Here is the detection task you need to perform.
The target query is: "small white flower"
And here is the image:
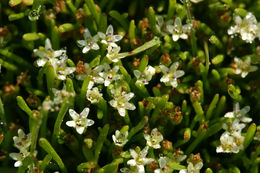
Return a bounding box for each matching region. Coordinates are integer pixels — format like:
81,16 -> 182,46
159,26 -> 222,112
222,119 -> 245,134
224,103 -> 252,123
112,130 -> 129,147
216,131 -> 244,153
34,38 -> 66,67
52,87 -> 75,109
144,128 -> 163,149
77,28 -> 99,53
109,91 -> 136,117
179,161 -> 203,173
160,62 -> 185,88
134,66 -> 155,85
98,25 -> 123,47
86,82 -> 103,103
66,108 -> 94,134
13,129 -> 31,150
127,146 -> 155,173
190,0 -> 203,3
75,63 -> 104,84
99,63 -> 121,86
228,12 -> 259,43
106,44 -> 125,62
233,57 -> 258,78
154,157 -> 173,173
9,150 -> 30,167
166,17 -> 192,42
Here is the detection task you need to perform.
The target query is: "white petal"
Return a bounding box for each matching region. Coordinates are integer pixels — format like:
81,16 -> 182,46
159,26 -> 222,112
159,65 -> 169,74
224,112 -> 234,118
126,103 -> 136,110
160,75 -> 169,83
98,32 -> 106,39
82,46 -> 90,54
170,80 -> 178,88
130,149 -> 138,159
170,62 -> 179,71
69,109 -> 79,120
36,58 -> 47,67
180,33 -> 188,40
175,70 -> 185,78
14,161 -> 22,167
91,43 -> 100,50
140,146 -> 149,157
112,35 -> 123,42
172,34 -> 180,41
125,93 -> 134,101
80,107 -> 90,118
77,40 -> 86,47
86,119 -> 94,126
76,127 -> 85,134
45,38 -> 52,50
66,121 -> 76,127
84,29 -> 91,40
137,165 -> 145,173
134,70 -> 141,78
127,159 -> 136,166
118,108 -> 126,117
166,24 -> 174,33
106,25 -> 114,36
174,17 -> 182,27
109,100 -> 117,108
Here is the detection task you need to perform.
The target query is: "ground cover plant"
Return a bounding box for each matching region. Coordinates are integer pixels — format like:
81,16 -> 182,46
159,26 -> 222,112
0,0 -> 260,172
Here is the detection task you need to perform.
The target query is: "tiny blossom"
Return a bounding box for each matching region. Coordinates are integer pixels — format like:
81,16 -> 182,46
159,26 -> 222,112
134,66 -> 155,85
13,129 -> 31,150
52,87 -> 75,110
51,57 -> 76,80
77,28 -> 99,53
112,130 -> 129,147
154,157 -> 174,173
228,12 -> 259,43
179,161 -> 203,173
160,62 -> 185,88
166,17 -> 192,42
86,82 -> 103,103
127,146 -> 155,173
144,128 -> 163,149
66,108 -> 94,134
216,131 -> 244,153
109,91 -> 136,117
98,25 -> 123,47
106,44 -> 125,62
156,16 -> 172,36
233,57 -> 258,78
190,0 -> 203,3
75,63 -> 104,84
99,63 -> 121,86
34,38 -> 66,67
9,150 -> 30,167
222,119 -> 246,134
224,103 -> 252,123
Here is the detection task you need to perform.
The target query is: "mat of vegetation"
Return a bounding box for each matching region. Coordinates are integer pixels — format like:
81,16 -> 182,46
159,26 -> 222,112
0,0 -> 260,172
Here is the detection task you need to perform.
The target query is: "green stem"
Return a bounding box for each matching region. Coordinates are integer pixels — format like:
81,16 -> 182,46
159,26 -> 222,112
183,0 -> 197,56
39,138 -> 68,173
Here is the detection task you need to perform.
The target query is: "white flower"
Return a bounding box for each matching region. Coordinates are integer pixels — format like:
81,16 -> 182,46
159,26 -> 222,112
13,129 -> 31,150
134,66 -> 155,85
127,146 -> 155,173
52,87 -> 75,109
190,0 -> 203,3
34,38 -> 66,67
98,25 -> 123,47
166,17 -> 192,42
228,12 -> 259,43
144,128 -> 163,149
154,157 -> 173,173
77,28 -> 99,53
9,150 -> 30,167
86,82 -> 103,103
66,108 -> 94,134
112,130 -> 129,147
75,63 -> 104,84
109,91 -> 136,117
179,162 -> 203,173
216,131 -> 244,153
106,44 -> 125,62
224,103 -> 252,123
233,57 -> 258,78
222,119 -> 245,134
160,62 -> 185,88
99,63 -> 121,86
